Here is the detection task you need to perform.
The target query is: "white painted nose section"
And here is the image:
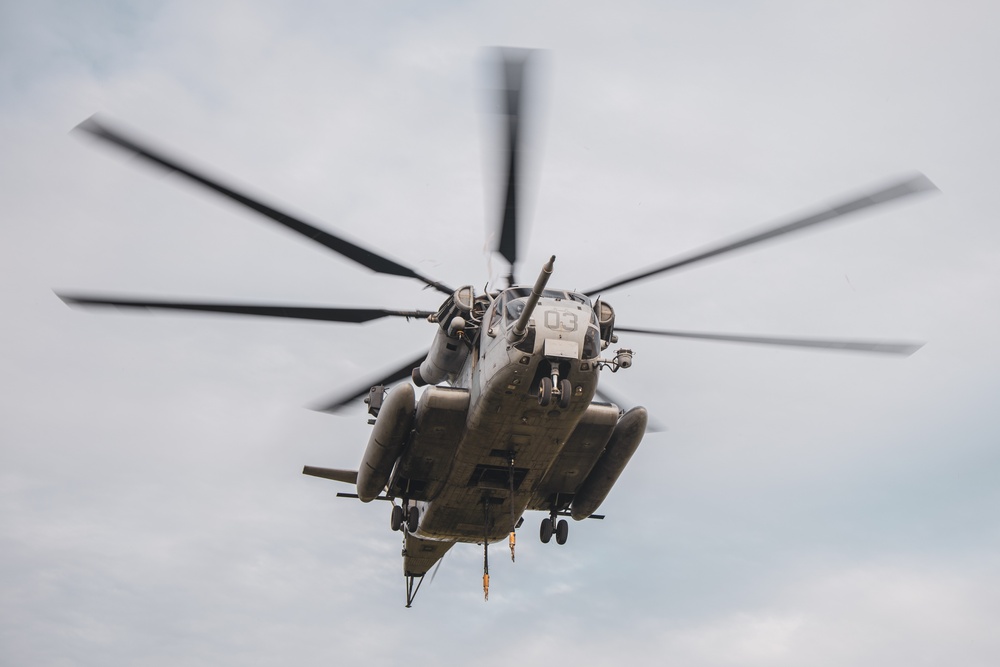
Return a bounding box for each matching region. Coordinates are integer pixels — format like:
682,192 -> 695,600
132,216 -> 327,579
533,300 -> 588,359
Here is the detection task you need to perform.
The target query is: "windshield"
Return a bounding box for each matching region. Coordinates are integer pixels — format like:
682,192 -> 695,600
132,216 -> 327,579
506,298 -> 527,321
501,287 -> 590,306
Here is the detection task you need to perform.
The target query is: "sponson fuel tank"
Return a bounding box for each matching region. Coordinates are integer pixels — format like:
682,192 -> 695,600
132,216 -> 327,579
356,384 -> 415,502
570,406 -> 648,520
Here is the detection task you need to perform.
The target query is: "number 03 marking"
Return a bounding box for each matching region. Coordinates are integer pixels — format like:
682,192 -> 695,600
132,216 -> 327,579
544,310 -> 578,332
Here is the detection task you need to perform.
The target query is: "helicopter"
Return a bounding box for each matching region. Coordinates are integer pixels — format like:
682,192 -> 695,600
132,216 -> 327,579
59,49 -> 935,607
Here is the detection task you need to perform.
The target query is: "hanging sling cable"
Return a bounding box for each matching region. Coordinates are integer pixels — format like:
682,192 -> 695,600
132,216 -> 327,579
483,497 -> 490,601
508,450 -> 517,562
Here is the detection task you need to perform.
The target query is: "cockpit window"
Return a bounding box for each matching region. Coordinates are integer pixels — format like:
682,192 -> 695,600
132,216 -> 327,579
506,298 -> 527,322
489,294 -> 505,329
500,288 -> 591,306
583,325 -> 601,359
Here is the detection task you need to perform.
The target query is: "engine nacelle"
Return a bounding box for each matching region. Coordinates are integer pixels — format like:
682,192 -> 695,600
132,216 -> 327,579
357,384 -> 415,502
412,326 -> 471,386
595,298 -> 616,347
570,406 -> 647,519
412,286 -> 477,387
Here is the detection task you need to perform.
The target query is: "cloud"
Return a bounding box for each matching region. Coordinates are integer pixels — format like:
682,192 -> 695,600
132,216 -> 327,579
2,1 -> 999,665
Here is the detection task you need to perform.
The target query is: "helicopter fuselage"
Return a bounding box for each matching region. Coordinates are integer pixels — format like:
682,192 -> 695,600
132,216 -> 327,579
414,292 -> 601,540
360,282 -> 646,578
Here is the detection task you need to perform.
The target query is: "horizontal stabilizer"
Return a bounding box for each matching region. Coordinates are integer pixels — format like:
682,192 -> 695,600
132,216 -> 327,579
302,466 -> 358,485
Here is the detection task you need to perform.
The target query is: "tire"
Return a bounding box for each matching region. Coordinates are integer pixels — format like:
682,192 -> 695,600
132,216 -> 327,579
538,377 -> 553,406
539,517 -> 554,543
558,379 -> 572,409
406,505 -> 420,533
555,519 -> 569,545
390,504 -> 403,532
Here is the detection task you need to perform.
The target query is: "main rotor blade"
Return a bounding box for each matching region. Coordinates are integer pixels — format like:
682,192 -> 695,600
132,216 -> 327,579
494,48 -> 534,286
58,293 -> 434,324
312,351 -> 428,413
586,174 -> 938,295
617,326 -> 924,356
75,115 -> 452,295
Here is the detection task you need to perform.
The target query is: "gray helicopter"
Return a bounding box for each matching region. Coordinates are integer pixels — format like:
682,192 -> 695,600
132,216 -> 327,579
60,50 -> 935,607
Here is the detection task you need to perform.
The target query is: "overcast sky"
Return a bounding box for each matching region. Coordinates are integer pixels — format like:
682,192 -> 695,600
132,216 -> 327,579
3,1 -> 999,665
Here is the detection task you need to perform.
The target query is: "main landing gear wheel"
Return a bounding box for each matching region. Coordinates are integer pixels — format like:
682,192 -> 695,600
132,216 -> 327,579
539,517 -> 554,543
390,504 -> 403,532
555,518 -> 569,545
406,505 -> 420,533
558,379 -> 572,409
538,377 -> 553,406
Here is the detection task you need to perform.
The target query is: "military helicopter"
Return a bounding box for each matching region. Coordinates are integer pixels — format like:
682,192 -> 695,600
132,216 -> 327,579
60,49 -> 935,607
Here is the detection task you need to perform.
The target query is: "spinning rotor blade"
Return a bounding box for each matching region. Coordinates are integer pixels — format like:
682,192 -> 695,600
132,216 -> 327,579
617,326 -> 924,356
75,115 -> 452,295
429,551 -> 447,584
594,385 -> 667,433
312,351 -> 428,413
58,293 -> 434,324
586,174 -> 938,295
494,49 -> 534,286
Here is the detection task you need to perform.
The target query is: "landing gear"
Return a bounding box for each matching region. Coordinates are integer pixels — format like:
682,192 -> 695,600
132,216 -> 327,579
555,518 -> 569,545
538,367 -> 572,408
538,377 -> 553,406
539,515 -> 569,545
540,517 -> 553,543
558,379 -> 572,409
391,503 -> 420,533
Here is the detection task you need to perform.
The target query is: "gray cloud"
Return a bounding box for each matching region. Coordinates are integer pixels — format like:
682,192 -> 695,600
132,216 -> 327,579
2,1 -> 999,665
